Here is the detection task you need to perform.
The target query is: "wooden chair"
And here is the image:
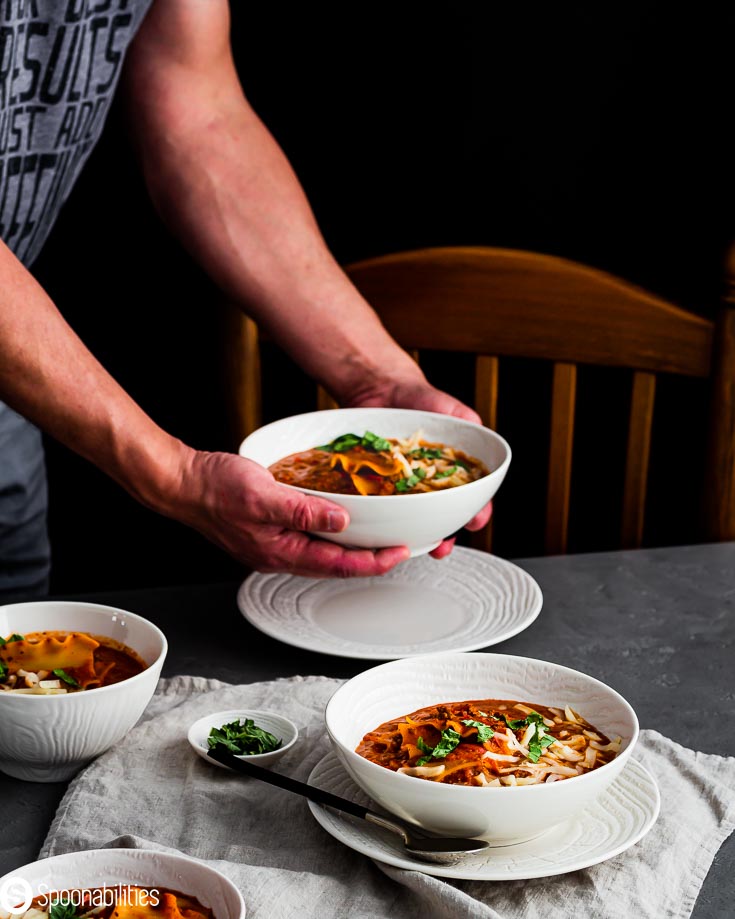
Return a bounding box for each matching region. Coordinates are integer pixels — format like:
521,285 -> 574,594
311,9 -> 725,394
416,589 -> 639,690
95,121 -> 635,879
228,246 -> 735,555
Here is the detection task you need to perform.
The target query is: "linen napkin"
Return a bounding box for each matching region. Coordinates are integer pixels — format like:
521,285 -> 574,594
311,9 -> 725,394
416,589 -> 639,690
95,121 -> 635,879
40,676 -> 735,919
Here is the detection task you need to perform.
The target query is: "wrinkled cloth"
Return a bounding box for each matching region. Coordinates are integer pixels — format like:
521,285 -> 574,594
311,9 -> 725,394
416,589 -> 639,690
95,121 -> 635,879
41,676 -> 735,919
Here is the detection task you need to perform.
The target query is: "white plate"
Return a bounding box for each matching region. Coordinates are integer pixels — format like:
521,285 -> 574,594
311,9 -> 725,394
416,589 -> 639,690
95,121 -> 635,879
237,548 -> 543,659
306,751 -> 660,880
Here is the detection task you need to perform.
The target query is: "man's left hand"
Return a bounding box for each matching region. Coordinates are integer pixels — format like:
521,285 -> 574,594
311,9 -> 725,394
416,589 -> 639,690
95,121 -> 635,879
347,376 -> 493,559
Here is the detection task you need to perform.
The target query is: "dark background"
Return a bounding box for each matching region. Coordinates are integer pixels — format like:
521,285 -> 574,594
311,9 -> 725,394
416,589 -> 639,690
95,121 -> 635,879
32,6 -> 733,593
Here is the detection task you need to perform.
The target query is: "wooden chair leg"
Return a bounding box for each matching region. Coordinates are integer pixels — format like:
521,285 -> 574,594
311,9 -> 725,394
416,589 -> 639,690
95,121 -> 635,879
545,362 -> 577,555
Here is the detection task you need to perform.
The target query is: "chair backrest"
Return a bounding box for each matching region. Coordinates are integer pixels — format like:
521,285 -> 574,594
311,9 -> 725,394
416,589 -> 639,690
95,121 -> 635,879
231,246 -> 735,554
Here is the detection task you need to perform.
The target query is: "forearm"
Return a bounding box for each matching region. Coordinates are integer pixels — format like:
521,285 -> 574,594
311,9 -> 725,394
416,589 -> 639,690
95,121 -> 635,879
125,60 -> 422,403
0,242 -> 185,513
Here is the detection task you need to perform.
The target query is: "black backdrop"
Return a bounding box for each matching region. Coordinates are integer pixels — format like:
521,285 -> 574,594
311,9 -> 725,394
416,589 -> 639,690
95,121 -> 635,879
32,6 -> 733,593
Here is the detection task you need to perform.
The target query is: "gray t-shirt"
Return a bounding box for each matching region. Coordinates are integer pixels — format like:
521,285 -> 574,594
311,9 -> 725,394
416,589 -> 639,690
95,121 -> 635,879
0,0 -> 154,266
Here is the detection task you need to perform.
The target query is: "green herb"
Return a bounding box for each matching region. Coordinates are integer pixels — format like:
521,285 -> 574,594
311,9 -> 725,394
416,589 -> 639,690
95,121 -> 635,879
527,732 -> 555,763
361,430 -> 392,452
53,668 -> 79,688
462,719 -> 495,743
0,634 -> 24,647
499,712 -> 552,763
455,459 -> 470,470
395,467 -> 427,492
208,718 -> 282,756
415,728 -> 462,765
434,465 -> 459,479
410,447 -> 443,460
49,899 -> 79,919
0,661 -> 6,681
318,432 -> 361,453
501,711 -> 543,731
319,431 -> 392,453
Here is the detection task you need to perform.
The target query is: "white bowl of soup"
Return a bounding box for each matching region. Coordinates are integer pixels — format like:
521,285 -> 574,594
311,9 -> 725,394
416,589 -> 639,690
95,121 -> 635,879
325,652 -> 639,845
0,848 -> 244,919
239,408 -> 511,556
0,601 -> 167,782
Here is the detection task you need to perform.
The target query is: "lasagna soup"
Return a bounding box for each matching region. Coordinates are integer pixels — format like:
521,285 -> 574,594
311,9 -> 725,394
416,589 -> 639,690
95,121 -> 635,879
14,887 -> 214,919
0,631 -> 146,694
270,430 -> 489,496
357,699 -> 621,786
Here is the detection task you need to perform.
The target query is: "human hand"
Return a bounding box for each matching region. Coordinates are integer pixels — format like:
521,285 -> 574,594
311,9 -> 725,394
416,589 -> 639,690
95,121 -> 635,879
346,375 -> 493,558
168,448 -> 410,577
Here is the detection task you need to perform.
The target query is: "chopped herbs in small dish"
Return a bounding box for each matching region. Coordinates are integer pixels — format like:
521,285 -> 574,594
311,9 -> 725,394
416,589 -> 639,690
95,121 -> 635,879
208,718 -> 282,756
188,709 -> 299,769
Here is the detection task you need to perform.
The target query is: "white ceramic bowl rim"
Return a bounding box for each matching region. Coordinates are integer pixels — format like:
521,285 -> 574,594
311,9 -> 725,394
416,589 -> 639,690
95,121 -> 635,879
0,848 -> 246,919
241,408 -> 512,501
325,651 -> 639,795
0,601 -> 168,702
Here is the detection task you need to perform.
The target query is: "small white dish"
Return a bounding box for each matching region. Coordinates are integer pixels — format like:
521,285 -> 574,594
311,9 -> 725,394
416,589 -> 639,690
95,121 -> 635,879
188,709 -> 299,769
238,547 -> 542,659
239,407 -> 511,557
307,751 -> 660,880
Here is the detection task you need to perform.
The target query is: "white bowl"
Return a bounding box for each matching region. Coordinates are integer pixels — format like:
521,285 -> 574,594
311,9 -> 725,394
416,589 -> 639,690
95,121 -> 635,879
239,408 -> 511,556
0,601 -> 167,783
325,652 -> 639,845
188,708 -> 299,769
0,848 -> 244,919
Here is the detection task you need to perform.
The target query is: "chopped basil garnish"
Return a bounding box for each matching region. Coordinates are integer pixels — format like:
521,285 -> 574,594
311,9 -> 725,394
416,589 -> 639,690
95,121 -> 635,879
410,447 -> 443,460
319,431 -> 392,454
208,718 -> 282,756
318,432 -> 361,453
0,661 -> 6,681
416,728 -> 462,765
361,430 -> 392,452
527,732 -> 555,763
49,899 -> 79,919
53,668 -> 79,688
395,468 -> 427,492
434,465 -> 459,479
462,719 -> 495,743
499,711 -> 552,763
501,711 -> 543,731
0,634 -> 24,647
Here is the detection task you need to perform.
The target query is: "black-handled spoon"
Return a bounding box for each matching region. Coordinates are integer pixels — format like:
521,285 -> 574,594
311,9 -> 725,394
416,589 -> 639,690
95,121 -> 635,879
207,746 -> 489,865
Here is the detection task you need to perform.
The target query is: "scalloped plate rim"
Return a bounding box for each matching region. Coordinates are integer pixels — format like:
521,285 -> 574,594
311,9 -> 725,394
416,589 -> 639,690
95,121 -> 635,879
306,751 -> 660,880
237,548 -> 543,659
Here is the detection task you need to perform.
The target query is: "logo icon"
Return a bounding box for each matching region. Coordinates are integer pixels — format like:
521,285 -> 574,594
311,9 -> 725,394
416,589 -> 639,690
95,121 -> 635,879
0,877 -> 33,915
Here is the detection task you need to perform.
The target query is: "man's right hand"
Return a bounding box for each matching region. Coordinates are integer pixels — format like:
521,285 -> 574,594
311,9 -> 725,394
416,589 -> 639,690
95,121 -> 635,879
168,450 -> 411,578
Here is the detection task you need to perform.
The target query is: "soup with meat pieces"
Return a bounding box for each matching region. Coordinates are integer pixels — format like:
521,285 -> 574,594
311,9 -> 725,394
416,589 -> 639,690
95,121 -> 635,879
357,699 -> 622,786
0,630 -> 146,694
269,430 -> 489,496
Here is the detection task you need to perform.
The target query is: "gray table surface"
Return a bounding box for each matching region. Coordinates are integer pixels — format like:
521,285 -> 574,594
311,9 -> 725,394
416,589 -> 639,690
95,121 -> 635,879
1,542 -> 733,917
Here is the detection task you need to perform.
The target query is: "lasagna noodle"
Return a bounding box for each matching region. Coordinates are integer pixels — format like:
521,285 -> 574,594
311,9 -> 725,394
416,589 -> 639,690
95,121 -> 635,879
0,633 -> 98,674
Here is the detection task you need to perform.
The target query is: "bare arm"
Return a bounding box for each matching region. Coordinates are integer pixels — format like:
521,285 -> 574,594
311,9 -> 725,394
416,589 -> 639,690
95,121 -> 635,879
121,0 -> 468,410
0,239 -> 408,577
122,0 -> 490,551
